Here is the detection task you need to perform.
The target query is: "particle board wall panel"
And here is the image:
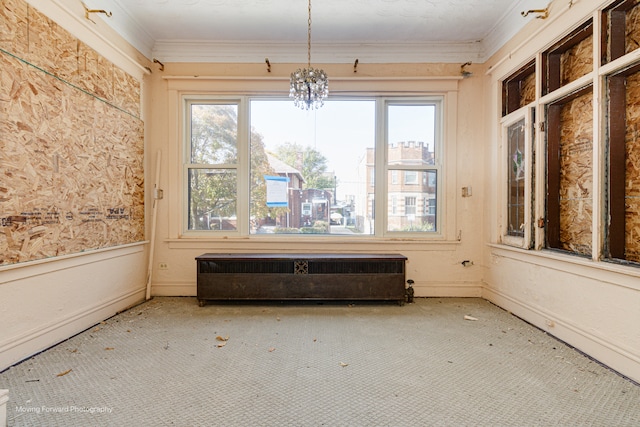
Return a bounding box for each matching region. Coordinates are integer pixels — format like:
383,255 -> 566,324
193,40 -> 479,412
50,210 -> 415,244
626,2 -> 640,54
0,0 -> 28,57
113,66 -> 141,117
561,34 -> 593,86
627,200 -> 640,261
49,18 -> 78,84
558,92 -> 594,255
77,41 -> 102,97
520,73 -> 536,108
95,55 -> 114,104
0,0 -> 144,262
25,6 -> 56,71
626,70 -> 640,261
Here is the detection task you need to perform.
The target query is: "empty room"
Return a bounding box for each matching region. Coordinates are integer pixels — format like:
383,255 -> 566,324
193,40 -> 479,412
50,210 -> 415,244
1,0 -> 640,425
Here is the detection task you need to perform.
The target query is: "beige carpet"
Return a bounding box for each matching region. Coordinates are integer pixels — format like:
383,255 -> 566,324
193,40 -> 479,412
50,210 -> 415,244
1,297 -> 639,426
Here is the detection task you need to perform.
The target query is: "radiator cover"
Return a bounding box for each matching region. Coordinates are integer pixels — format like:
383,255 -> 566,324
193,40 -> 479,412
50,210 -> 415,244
195,253 -> 407,305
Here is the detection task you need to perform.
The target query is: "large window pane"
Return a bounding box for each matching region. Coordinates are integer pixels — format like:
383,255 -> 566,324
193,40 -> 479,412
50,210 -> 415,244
388,104 -> 436,166
190,104 -> 238,164
386,102 -> 439,233
188,169 -> 237,231
387,170 -> 437,232
249,100 -> 375,235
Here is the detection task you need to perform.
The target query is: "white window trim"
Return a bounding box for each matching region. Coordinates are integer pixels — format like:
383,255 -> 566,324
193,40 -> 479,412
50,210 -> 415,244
382,98 -> 447,237
165,76 -> 459,242
499,107 -> 534,249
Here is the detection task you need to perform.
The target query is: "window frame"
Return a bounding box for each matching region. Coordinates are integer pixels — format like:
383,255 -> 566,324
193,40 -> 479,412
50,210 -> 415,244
500,107 -> 535,249
383,99 -> 444,236
178,93 -> 453,240
182,97 -> 249,236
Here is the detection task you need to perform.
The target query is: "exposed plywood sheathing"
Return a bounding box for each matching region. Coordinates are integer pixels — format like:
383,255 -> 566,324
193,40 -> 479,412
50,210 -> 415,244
626,2 -> 640,54
558,93 -> 593,255
0,0 -> 144,265
519,72 -> 536,108
561,34 -> 593,87
626,70 -> 640,262
0,1 -> 140,118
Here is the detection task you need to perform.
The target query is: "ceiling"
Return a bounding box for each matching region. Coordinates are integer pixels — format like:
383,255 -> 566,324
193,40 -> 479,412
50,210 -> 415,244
83,0 -> 542,64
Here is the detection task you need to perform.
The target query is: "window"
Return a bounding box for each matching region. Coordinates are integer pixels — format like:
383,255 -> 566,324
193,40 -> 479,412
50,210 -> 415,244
605,63 -> 640,263
546,87 -> 593,256
405,197 -> 416,215
386,103 -> 439,233
494,7 -> 640,268
183,97 -> 443,237
404,171 -> 418,185
185,102 -> 239,231
428,196 -> 436,215
500,107 -> 534,248
507,119 -> 525,237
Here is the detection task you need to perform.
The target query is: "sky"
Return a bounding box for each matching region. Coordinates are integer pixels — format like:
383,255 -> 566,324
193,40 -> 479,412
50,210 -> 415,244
249,99 -> 435,199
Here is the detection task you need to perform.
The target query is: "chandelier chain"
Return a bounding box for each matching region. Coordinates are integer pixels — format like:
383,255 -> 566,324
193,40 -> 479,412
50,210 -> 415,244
307,0 -> 312,68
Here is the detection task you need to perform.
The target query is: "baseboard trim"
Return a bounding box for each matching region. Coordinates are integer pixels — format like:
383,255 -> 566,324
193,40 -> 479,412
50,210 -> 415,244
0,287 -> 145,372
151,282 -> 196,296
415,281 -> 483,297
483,286 -> 640,384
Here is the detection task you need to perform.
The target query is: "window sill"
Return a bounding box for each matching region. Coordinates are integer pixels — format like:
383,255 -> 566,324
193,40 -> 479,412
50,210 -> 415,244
167,236 -> 460,251
487,243 -> 640,291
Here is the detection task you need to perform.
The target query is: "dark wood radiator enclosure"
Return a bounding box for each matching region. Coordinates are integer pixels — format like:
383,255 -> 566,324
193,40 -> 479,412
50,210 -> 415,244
196,253 -> 408,305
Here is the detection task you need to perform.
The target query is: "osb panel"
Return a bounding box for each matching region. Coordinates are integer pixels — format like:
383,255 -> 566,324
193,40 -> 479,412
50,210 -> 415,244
2,0 -> 140,117
0,0 -> 28,58
558,93 -> 593,255
26,5 -> 78,83
0,51 -> 144,265
561,35 -> 593,86
520,72 -> 536,108
113,66 -> 141,117
626,199 -> 640,262
626,2 -> 640,54
77,40 -> 112,103
625,70 -> 640,262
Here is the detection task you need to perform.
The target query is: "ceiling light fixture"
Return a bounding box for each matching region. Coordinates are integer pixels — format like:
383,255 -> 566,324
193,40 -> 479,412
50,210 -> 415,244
289,0 -> 328,110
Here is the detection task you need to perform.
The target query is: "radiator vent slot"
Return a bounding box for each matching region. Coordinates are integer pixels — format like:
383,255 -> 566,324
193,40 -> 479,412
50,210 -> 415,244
199,260 -> 404,275
308,261 -> 404,274
200,261 -> 292,274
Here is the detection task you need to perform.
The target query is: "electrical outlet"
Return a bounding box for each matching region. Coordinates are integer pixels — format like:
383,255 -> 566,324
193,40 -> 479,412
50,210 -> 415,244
158,262 -> 168,270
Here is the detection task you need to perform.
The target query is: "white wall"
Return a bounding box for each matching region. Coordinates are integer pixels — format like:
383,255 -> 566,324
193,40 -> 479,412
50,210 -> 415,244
0,244 -> 147,371
482,0 -> 640,383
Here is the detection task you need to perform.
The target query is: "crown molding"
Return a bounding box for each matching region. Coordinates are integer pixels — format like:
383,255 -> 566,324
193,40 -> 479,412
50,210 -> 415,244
480,0 -> 542,61
152,41 -> 485,64
82,0 -> 155,59
79,0 -> 538,65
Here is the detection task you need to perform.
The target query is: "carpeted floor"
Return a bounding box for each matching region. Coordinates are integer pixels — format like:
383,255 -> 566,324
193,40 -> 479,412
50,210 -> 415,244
1,297 -> 639,426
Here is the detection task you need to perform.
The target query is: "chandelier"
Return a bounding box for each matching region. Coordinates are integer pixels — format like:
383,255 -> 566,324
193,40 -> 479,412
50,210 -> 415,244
289,0 -> 328,110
